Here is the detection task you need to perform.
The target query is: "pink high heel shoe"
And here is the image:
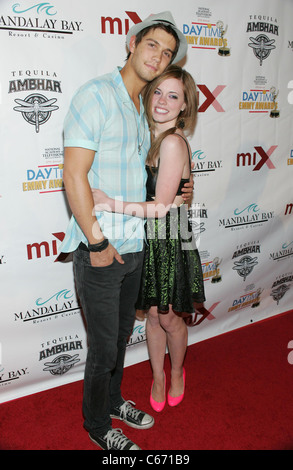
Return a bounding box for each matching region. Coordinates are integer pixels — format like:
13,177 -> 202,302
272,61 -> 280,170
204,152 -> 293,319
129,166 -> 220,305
150,373 -> 166,412
167,368 -> 186,407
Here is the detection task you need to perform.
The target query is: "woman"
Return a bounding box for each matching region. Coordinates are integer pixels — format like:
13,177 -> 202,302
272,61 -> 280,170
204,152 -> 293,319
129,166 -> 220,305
93,65 -> 205,411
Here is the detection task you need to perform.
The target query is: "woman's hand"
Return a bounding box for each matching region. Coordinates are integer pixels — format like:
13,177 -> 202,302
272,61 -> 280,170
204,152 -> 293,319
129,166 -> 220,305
92,188 -> 112,212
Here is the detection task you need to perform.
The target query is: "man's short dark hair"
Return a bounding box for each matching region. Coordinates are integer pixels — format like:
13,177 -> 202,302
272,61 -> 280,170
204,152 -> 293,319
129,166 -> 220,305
126,24 -> 180,63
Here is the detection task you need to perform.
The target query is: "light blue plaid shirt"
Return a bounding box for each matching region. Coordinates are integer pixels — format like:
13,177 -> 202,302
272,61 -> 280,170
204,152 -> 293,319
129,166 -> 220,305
60,67 -> 150,255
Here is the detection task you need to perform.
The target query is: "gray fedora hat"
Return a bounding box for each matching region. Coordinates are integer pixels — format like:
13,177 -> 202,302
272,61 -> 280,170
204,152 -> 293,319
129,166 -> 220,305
126,11 -> 187,63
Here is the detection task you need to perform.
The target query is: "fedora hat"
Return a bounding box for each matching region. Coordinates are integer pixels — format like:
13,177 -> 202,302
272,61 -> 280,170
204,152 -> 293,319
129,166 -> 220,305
126,11 -> 187,63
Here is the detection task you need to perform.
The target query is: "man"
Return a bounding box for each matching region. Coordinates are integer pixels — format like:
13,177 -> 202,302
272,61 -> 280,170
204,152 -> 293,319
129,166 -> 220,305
61,12 -> 188,450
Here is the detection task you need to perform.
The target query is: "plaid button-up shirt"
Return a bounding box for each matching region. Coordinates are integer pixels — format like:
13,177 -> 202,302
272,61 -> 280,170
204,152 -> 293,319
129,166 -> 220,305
61,67 -> 150,255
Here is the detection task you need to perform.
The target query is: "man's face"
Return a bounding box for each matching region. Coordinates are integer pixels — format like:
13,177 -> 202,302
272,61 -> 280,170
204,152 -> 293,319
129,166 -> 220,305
129,28 -> 176,83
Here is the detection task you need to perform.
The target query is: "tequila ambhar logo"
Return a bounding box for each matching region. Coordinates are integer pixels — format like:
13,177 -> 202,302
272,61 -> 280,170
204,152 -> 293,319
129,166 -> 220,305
247,15 -> 278,65
9,69 -> 62,132
39,334 -> 82,376
232,241 -> 260,282
13,94 -> 58,132
248,35 -> 275,65
270,274 -> 292,305
43,354 -> 80,375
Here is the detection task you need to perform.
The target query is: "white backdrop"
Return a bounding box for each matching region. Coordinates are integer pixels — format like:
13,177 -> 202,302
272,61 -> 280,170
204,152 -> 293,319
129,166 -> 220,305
1,0 -> 293,403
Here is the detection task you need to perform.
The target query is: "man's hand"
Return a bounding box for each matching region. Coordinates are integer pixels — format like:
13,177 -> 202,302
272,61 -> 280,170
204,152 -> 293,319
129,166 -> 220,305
181,161 -> 194,205
89,243 -> 124,267
181,177 -> 194,205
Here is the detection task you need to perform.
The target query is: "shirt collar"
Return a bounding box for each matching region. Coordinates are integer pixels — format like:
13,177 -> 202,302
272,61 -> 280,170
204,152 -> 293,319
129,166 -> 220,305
112,67 -> 144,115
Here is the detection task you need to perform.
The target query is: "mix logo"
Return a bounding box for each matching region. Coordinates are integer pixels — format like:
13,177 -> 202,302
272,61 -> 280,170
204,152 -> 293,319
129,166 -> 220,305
285,204 -> 293,216
101,11 -> 142,35
26,232 -> 65,262
197,85 -> 226,112
236,145 -> 277,171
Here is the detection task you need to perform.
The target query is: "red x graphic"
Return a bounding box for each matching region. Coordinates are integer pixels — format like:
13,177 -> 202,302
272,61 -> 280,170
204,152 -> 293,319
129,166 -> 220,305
253,146 -> 277,171
197,85 -> 226,112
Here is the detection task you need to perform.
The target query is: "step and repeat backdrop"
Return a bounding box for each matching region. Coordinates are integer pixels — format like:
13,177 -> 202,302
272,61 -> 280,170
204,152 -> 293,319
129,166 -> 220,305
1,0 -> 293,403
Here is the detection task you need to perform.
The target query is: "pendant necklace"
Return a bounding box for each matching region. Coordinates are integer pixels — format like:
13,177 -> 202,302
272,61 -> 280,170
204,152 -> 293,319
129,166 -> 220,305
129,98 -> 146,155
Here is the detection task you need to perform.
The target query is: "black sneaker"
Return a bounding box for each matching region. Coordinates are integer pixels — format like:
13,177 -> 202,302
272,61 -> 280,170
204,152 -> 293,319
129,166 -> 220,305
89,428 -> 141,450
110,400 -> 154,429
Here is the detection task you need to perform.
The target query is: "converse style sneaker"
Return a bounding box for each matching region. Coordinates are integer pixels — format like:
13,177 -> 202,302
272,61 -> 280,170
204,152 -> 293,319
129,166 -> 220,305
110,400 -> 154,429
89,428 -> 140,450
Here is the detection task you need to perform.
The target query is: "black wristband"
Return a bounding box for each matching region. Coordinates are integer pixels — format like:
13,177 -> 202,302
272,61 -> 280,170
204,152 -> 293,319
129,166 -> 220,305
88,238 -> 109,252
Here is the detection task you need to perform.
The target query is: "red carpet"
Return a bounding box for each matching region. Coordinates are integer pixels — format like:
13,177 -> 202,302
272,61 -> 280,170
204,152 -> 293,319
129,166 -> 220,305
1,310 -> 293,451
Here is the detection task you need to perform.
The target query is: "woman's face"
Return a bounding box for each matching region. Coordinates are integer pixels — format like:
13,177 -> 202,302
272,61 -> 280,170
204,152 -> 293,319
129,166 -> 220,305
151,77 -> 186,130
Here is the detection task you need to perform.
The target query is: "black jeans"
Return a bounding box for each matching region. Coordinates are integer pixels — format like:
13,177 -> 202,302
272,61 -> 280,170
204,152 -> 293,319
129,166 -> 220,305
73,245 -> 144,436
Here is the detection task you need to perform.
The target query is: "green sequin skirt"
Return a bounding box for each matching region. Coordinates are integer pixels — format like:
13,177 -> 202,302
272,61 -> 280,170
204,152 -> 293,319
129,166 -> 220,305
136,206 -> 205,314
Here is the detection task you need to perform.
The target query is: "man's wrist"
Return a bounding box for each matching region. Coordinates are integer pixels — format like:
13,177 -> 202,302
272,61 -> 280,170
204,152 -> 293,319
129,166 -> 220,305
88,238 -> 109,252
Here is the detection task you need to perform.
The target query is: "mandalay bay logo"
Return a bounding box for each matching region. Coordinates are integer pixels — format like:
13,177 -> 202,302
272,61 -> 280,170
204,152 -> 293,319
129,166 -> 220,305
13,289 -> 81,324
0,2 -> 83,38
219,203 -> 274,232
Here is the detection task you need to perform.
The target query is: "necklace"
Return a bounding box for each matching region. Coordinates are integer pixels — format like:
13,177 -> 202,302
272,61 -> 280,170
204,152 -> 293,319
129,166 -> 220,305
128,98 -> 146,155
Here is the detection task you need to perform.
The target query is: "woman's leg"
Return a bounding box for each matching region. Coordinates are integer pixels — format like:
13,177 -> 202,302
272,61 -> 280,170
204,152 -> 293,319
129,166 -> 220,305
146,306 -> 167,402
160,309 -> 187,398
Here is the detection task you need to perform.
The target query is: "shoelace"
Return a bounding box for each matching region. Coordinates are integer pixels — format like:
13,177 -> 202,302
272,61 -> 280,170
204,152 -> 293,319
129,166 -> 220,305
105,428 -> 130,450
119,400 -> 140,420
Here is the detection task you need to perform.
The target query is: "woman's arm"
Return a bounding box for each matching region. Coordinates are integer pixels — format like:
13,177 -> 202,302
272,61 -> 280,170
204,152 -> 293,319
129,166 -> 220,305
93,135 -> 190,218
